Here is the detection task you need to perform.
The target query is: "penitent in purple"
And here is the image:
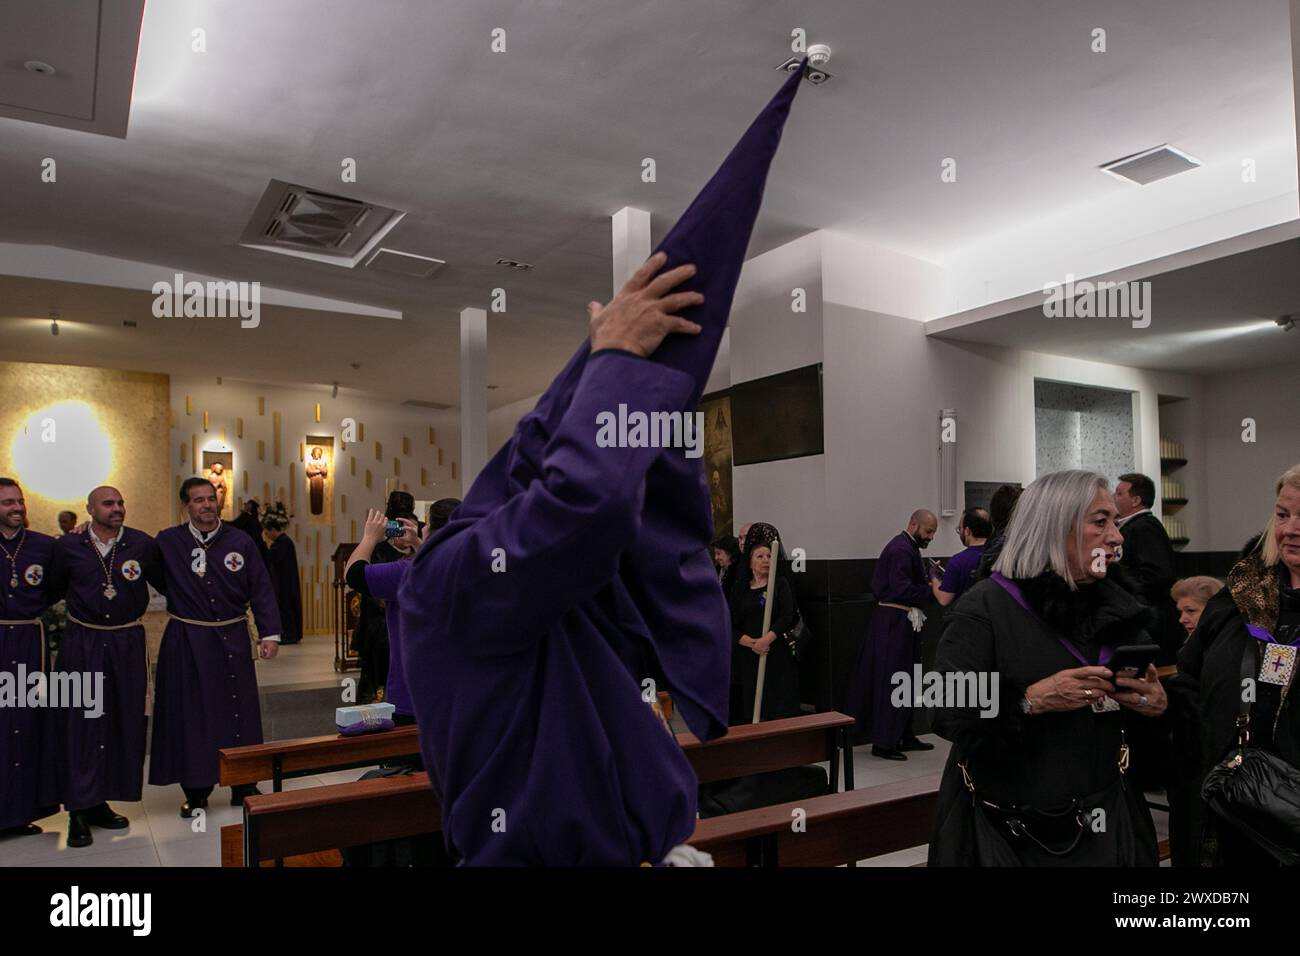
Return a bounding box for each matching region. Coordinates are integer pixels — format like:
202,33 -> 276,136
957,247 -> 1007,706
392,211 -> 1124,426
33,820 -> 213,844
398,64 -> 806,865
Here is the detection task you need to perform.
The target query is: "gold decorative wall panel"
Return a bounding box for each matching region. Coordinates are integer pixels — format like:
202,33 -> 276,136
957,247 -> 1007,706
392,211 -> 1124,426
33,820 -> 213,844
0,362 -> 171,535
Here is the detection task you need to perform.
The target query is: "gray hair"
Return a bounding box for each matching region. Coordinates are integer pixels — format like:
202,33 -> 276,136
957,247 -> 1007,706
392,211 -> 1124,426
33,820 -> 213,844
992,470 -> 1111,590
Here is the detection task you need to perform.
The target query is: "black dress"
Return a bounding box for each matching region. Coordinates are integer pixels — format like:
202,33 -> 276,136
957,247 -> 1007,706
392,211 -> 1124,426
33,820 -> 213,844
265,534 -> 302,645
929,572 -> 1160,866
729,576 -> 799,723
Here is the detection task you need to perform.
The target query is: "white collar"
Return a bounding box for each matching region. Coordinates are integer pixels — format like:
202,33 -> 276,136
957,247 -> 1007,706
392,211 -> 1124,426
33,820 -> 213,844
0,526 -> 22,541
188,520 -> 222,544
1117,508 -> 1151,528
89,525 -> 124,555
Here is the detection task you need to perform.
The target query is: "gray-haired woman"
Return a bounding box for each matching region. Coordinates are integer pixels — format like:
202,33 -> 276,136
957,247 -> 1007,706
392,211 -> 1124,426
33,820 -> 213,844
929,469 -> 1167,866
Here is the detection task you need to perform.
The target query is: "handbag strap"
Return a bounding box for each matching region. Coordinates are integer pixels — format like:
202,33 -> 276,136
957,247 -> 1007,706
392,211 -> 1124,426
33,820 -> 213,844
1235,641 -> 1255,751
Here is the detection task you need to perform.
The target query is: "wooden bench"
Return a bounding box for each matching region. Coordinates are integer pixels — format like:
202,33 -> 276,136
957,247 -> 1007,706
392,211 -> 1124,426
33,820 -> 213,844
220,710 -> 856,794
229,711 -> 858,866
689,773 -> 941,866
219,725 -> 421,791
240,771 -> 441,867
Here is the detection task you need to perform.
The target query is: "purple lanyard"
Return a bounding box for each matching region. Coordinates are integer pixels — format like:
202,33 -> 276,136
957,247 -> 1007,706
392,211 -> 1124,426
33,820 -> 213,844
990,573 -> 1114,667
1246,624 -> 1300,647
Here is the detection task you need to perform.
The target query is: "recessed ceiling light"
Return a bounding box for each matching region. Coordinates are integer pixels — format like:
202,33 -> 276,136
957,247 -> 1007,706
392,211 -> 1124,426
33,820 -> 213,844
24,60 -> 57,76
495,258 -> 533,271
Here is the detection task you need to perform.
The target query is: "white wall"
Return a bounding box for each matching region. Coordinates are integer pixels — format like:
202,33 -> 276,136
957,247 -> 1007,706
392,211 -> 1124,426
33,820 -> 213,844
725,230 -> 1208,560
1202,360 -> 1300,550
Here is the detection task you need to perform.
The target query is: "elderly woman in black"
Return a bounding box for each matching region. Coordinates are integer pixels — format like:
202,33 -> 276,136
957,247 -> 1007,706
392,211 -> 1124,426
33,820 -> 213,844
1179,463 -> 1300,867
929,469 -> 1167,866
728,523 -> 801,724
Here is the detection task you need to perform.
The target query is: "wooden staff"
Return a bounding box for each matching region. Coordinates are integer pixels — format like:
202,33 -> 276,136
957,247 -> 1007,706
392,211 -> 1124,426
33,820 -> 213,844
751,538 -> 780,724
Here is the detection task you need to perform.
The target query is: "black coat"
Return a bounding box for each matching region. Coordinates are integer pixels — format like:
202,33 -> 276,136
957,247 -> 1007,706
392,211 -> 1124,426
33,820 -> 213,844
1119,512 -> 1180,662
928,572 -> 1160,866
1177,558 -> 1300,866
265,534 -> 302,645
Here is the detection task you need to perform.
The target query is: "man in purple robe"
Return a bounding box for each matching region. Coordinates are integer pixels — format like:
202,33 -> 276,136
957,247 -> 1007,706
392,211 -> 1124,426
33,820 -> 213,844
845,510 -> 941,759
0,478 -> 57,838
399,65 -> 805,866
149,477 -> 282,817
45,486 -> 163,847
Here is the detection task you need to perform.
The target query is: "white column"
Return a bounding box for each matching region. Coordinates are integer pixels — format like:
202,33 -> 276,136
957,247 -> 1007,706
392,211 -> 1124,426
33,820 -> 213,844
611,206 -> 652,295
460,306 -> 488,489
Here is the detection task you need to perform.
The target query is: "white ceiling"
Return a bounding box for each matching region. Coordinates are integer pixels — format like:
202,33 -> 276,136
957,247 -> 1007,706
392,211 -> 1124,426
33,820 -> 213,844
0,0 -> 1297,405
929,234 -> 1300,373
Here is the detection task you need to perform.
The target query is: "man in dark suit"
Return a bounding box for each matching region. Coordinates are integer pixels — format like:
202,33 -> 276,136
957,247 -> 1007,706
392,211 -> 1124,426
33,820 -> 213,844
1115,472 -> 1179,663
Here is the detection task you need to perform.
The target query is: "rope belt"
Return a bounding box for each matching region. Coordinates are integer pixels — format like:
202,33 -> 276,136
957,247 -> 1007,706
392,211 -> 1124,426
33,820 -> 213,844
67,614 -> 145,632
167,613 -> 247,628
0,618 -> 46,672
877,602 -> 926,633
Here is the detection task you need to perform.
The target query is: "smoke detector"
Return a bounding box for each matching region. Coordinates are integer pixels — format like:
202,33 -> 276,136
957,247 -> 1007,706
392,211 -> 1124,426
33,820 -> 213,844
777,47 -> 834,85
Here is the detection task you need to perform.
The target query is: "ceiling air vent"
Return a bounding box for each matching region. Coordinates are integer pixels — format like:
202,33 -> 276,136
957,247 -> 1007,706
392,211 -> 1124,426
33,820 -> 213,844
401,399 -> 454,410
364,248 -> 446,279
1100,144 -> 1201,185
240,180 -> 406,267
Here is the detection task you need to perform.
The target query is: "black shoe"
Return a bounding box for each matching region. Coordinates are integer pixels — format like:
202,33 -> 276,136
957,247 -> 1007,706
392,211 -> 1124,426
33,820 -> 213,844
899,736 -> 935,752
85,803 -> 130,829
180,798 -> 208,819
871,746 -> 907,761
67,813 -> 93,848
0,823 -> 42,838
230,784 -> 261,806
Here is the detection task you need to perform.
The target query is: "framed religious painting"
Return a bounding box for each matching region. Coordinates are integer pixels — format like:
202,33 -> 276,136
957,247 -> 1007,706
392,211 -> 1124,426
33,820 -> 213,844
700,391 -> 734,539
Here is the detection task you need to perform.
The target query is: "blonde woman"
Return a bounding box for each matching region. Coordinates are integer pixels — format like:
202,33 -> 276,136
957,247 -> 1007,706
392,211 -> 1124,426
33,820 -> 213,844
1171,576 -> 1224,639
1180,464 -> 1300,867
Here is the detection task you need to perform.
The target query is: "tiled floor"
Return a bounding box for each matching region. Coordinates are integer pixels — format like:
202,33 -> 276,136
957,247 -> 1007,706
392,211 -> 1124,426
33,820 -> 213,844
1,729 -> 1171,867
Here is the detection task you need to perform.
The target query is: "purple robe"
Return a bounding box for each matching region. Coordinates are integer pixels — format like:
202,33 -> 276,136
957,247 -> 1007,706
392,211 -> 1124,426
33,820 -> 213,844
399,65 -> 805,865
844,532 -> 932,748
45,527 -> 162,810
148,523 -> 281,789
0,529 -> 57,828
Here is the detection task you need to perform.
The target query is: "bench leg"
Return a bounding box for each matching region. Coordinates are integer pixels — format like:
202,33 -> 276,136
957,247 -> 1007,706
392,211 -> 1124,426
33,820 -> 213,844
841,727 -> 855,791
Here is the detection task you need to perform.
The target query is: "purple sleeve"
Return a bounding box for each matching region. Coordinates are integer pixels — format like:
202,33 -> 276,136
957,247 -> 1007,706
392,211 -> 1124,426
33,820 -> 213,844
938,560 -> 961,594
404,351 -> 694,658
890,549 -> 932,606
364,560 -> 407,602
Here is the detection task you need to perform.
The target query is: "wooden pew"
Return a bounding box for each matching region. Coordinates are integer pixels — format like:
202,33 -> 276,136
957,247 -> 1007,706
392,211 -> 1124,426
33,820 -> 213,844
220,725 -> 421,791
221,710 -> 856,794
688,773 -> 941,866
230,712 -> 858,866
241,771 -> 441,867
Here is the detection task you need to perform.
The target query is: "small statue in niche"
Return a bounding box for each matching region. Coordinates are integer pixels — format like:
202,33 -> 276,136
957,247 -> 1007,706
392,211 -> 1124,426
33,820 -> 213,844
206,461 -> 228,516
306,445 -> 328,516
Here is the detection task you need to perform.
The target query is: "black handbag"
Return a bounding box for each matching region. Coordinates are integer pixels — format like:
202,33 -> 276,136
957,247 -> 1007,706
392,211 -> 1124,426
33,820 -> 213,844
1200,642 -> 1300,866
